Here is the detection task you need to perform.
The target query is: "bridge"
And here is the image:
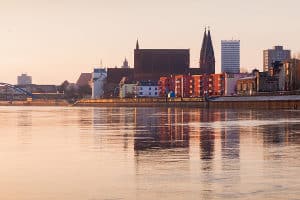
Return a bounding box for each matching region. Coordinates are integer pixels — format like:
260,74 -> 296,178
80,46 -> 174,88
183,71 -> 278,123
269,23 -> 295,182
0,82 -> 33,98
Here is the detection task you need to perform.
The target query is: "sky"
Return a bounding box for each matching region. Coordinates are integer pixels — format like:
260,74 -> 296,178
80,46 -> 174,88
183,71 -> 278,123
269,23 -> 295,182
1,0 -> 300,84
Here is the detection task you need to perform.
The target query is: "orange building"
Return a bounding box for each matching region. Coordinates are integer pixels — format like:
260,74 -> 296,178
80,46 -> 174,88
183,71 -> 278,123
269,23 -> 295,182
192,73 -> 225,97
192,74 -> 210,97
212,73 -> 225,96
192,75 -> 201,97
159,73 -> 226,98
174,75 -> 193,97
158,76 -> 175,97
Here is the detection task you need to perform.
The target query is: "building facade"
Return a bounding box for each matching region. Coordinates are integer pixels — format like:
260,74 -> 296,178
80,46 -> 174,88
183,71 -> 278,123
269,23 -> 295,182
17,73 -> 32,85
281,59 -> 300,91
119,83 -> 137,98
224,73 -> 248,96
255,71 -> 279,92
221,40 -> 240,73
263,46 -> 291,72
158,76 -> 175,97
160,73 -> 227,98
92,68 -> 107,99
136,81 -> 159,97
134,40 -> 190,81
174,75 -> 193,98
192,75 -> 201,97
107,68 -> 134,84
212,74 -> 225,96
237,77 -> 257,95
192,74 -> 225,97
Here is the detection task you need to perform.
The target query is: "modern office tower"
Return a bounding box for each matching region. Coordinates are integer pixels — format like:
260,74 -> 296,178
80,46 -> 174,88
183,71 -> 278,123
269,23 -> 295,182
263,46 -> 291,72
92,68 -> 107,99
17,73 -> 32,85
134,40 -> 190,81
221,40 -> 240,73
199,28 -> 215,74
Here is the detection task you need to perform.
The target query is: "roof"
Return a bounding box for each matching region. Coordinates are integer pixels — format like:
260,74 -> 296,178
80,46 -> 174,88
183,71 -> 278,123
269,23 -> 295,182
137,81 -> 158,86
135,49 -> 189,54
76,73 -> 92,86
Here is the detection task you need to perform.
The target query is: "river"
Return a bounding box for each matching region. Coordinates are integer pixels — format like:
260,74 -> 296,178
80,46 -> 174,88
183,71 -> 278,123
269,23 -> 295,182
0,107 -> 299,200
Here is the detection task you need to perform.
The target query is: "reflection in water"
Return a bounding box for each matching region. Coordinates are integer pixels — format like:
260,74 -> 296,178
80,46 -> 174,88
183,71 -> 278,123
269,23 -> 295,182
17,109 -> 33,145
134,108 -> 190,151
0,107 -> 299,200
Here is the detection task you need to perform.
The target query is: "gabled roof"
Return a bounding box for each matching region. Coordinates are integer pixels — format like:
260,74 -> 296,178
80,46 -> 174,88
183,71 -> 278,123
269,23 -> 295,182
76,73 -> 92,86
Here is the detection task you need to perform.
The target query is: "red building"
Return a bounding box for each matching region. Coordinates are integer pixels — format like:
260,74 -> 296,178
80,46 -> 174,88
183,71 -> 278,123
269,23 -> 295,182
193,75 -> 201,97
159,73 -> 226,98
192,73 -> 225,97
192,74 -> 210,96
212,73 -> 225,96
158,76 -> 175,97
174,75 -> 193,97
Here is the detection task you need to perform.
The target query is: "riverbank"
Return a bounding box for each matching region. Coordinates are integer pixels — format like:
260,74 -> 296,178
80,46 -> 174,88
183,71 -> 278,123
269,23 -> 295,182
0,99 -> 69,106
75,95 -> 300,109
75,98 -> 207,108
207,95 -> 300,109
0,95 -> 299,109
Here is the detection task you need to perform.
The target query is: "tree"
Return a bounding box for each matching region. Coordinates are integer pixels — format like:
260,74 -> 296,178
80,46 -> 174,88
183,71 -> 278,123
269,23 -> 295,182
58,80 -> 70,93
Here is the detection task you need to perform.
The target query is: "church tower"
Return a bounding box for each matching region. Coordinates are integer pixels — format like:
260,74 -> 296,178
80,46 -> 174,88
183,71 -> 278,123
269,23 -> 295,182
199,28 -> 215,74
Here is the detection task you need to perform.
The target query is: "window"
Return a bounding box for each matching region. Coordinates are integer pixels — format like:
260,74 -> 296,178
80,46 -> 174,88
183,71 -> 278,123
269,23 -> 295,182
149,92 -> 151,95
149,87 -> 151,90
155,92 -> 157,95
139,92 -> 143,95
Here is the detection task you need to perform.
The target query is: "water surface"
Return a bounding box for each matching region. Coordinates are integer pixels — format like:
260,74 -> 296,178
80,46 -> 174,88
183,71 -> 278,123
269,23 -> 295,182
0,107 -> 299,200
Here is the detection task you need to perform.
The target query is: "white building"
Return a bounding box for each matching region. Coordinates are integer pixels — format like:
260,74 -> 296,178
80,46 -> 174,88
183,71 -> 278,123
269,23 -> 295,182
136,81 -> 159,97
224,73 -> 249,96
92,68 -> 107,99
17,73 -> 32,85
119,83 -> 137,98
263,46 -> 291,72
221,40 -> 240,74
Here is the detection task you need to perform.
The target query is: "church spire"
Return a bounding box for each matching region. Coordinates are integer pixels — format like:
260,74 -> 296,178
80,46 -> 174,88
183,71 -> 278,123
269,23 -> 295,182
199,27 -> 215,74
136,39 -> 139,50
200,28 -> 207,67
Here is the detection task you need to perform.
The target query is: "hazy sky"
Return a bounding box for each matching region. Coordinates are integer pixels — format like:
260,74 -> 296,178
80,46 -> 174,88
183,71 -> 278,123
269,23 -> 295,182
1,0 -> 300,84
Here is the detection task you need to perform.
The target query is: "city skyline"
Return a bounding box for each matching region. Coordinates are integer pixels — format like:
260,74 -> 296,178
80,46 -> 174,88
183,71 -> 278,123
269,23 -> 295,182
1,0 -> 300,84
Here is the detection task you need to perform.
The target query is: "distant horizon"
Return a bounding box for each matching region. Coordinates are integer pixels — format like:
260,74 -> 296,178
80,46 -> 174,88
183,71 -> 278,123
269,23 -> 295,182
1,0 -> 300,84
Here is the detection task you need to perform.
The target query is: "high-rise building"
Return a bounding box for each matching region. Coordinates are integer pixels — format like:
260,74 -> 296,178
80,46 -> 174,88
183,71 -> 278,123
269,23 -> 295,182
17,73 -> 32,85
134,40 -> 190,81
199,28 -> 215,74
221,40 -> 240,73
263,46 -> 291,72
